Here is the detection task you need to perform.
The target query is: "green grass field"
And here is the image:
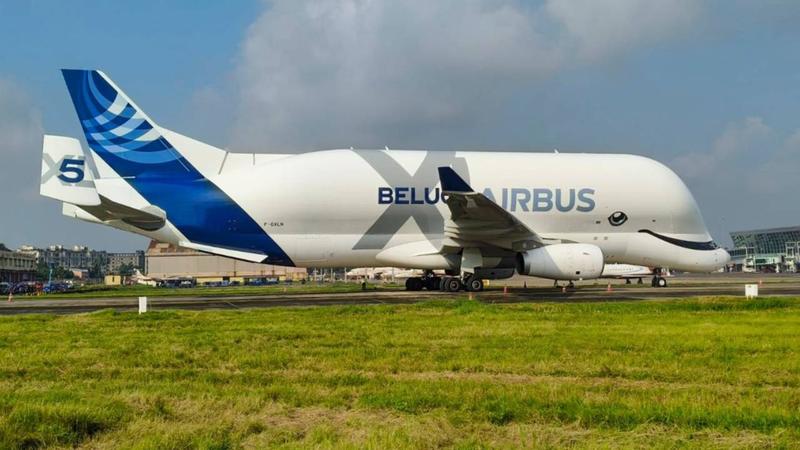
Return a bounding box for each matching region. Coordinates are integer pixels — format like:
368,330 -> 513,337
1,297 -> 799,449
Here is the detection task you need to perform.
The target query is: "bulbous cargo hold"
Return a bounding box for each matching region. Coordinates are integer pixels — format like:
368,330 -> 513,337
44,69 -> 730,292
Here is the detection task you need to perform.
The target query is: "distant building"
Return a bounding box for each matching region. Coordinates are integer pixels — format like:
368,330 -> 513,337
19,245 -> 108,272
145,241 -> 307,284
106,251 -> 146,274
0,244 -> 36,283
729,226 -> 800,273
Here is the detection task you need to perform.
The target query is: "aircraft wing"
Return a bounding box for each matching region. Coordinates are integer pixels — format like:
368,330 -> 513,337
438,167 -> 543,252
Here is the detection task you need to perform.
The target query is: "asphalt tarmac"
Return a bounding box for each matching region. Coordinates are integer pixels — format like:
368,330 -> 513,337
2,276 -> 799,315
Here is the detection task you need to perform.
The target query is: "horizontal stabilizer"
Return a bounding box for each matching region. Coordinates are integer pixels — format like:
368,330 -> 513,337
62,203 -> 104,224
40,135 -> 100,206
63,194 -> 166,232
178,241 -> 268,264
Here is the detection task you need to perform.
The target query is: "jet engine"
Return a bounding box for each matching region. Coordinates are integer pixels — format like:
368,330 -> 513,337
516,244 -> 604,280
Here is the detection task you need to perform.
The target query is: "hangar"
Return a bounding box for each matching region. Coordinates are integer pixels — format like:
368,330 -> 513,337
145,241 -> 307,285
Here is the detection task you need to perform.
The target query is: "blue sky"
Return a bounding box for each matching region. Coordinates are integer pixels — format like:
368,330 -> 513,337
1,0 -> 799,251
0,0 -> 259,140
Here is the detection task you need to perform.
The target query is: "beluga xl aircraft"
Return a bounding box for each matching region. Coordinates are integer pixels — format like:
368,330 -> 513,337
40,70 -> 730,292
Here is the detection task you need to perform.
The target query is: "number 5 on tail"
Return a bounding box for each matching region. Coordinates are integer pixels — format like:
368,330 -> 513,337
58,158 -> 85,183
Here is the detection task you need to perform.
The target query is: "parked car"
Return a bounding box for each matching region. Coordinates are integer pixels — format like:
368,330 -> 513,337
10,283 -> 31,295
43,282 -> 72,293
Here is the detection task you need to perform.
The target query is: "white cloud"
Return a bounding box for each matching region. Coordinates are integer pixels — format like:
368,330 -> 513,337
671,117 -> 800,238
0,77 -> 45,246
0,78 -> 42,157
0,77 -> 43,202
746,128 -> 800,195
230,0 -> 703,151
672,116 -> 772,179
546,0 -> 701,60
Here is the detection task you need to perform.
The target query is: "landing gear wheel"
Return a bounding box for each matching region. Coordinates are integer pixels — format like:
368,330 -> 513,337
425,277 -> 441,291
625,278 -> 631,284
637,278 -> 643,285
567,281 -> 575,289
651,276 -> 667,288
466,278 -> 484,292
444,277 -> 463,292
405,277 -> 423,291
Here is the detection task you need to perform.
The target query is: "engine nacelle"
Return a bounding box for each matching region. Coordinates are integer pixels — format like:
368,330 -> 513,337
516,244 -> 604,280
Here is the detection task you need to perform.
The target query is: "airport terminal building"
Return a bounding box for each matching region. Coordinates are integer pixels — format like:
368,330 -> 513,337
729,226 -> 800,273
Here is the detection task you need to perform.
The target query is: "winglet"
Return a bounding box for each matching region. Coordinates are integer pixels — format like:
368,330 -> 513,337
438,166 -> 473,193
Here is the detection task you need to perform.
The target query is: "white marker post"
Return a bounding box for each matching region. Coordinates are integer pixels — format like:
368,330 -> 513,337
138,296 -> 148,314
745,284 -> 759,299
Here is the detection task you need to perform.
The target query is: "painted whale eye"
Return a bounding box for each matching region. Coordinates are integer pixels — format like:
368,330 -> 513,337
608,211 -> 628,226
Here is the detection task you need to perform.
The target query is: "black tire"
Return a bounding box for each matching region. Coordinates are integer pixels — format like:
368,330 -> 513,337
405,277 -> 423,291
445,277 -> 462,292
425,277 -> 441,290
467,278 -> 483,292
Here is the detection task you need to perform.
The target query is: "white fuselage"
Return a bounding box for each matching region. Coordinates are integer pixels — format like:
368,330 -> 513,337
208,149 -> 727,272
47,70 -> 729,280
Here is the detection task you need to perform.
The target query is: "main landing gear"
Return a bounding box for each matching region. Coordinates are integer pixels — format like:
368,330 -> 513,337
439,274 -> 484,292
405,271 -> 442,291
404,273 -> 484,292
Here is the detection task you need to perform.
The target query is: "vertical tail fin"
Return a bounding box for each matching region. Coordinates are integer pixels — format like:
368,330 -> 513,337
59,69 -> 293,265
61,69 -> 191,178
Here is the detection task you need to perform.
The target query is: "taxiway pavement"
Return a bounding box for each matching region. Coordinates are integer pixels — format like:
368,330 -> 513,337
2,277 -> 799,315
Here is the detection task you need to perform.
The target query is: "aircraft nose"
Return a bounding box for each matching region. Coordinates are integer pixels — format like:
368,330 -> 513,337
719,248 -> 732,266
705,247 -> 731,271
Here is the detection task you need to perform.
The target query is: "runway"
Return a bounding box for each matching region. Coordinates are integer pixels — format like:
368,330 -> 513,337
2,277 -> 800,315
